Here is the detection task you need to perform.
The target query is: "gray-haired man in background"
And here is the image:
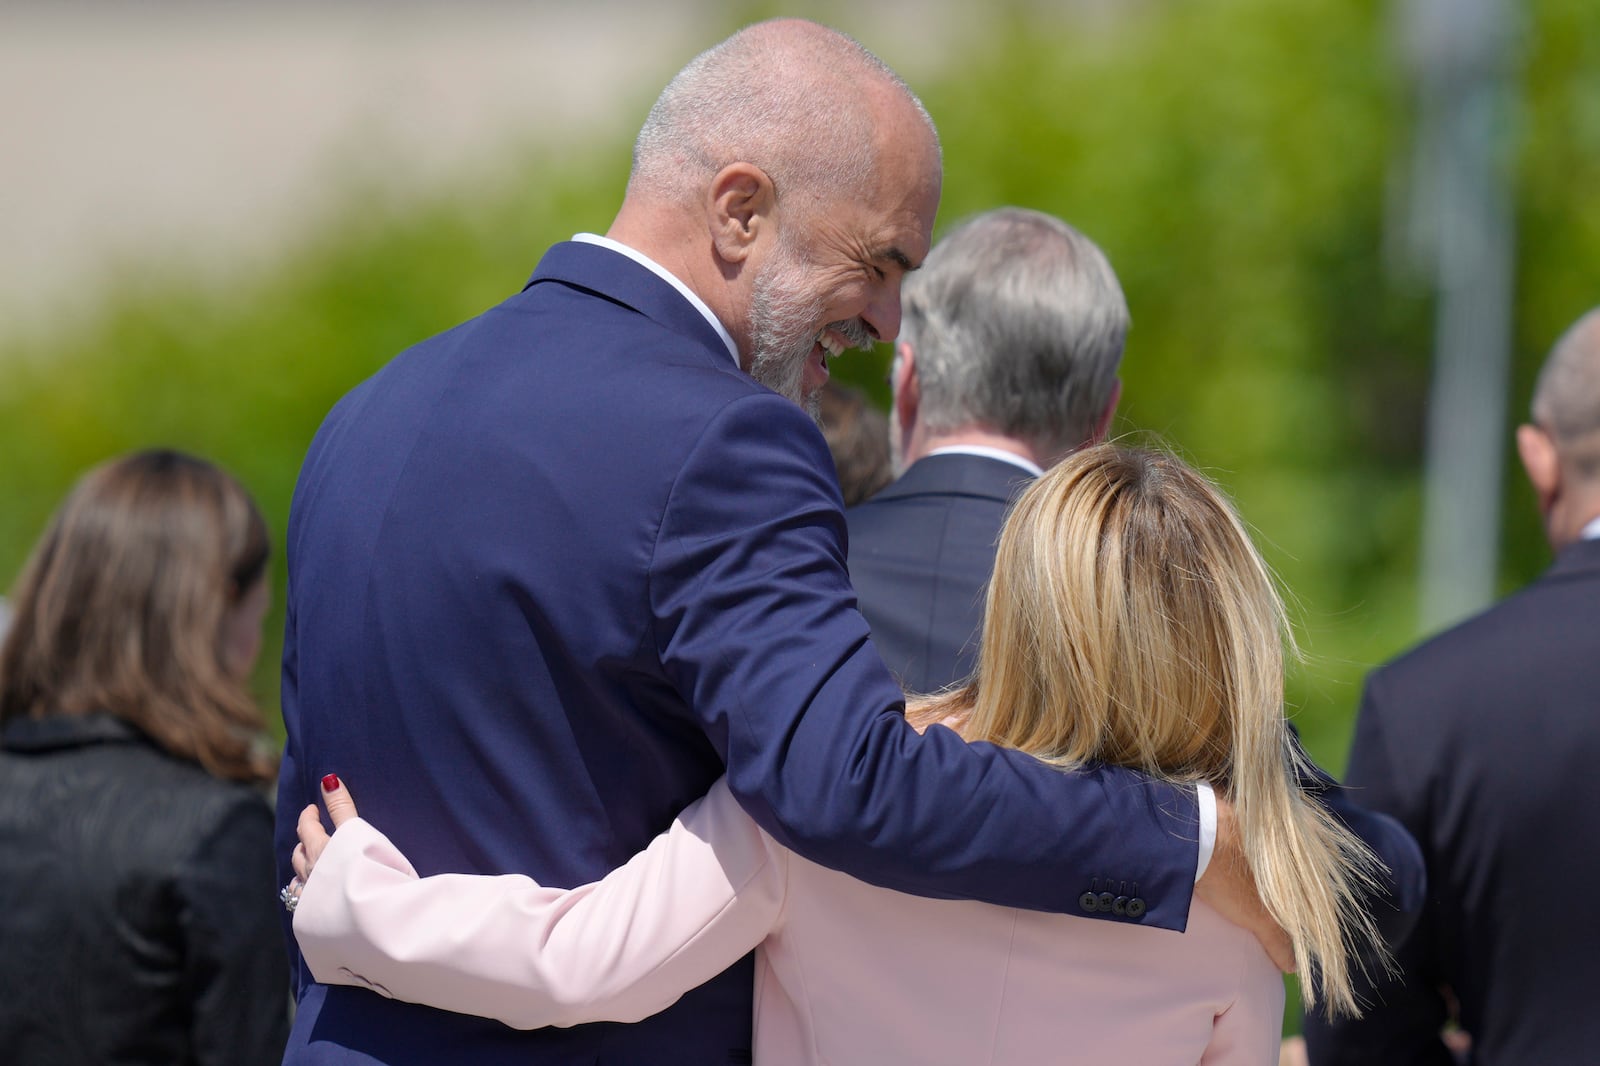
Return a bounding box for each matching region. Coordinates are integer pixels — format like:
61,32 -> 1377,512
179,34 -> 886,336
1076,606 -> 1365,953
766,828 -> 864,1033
846,206 -> 1127,692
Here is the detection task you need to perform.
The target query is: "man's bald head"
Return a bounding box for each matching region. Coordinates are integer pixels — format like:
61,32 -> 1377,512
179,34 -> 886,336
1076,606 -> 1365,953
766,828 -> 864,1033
1532,309 -> 1600,474
629,19 -> 940,211
1518,308 -> 1600,550
611,19 -> 943,418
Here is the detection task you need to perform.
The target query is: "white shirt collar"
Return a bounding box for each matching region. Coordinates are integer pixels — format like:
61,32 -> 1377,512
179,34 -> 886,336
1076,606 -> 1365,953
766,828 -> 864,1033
571,233 -> 740,368
1581,515 -> 1600,541
925,445 -> 1045,478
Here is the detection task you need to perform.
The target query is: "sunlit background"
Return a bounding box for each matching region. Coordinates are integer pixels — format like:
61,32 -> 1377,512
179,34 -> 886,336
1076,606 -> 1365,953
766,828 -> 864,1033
3,0 -> 1597,1032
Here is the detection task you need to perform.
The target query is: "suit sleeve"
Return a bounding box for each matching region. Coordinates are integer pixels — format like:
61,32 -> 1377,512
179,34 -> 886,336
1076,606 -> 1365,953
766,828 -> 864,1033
1301,673 -> 1453,1066
650,392 -> 1198,928
1287,724 -> 1426,949
293,779 -> 785,1029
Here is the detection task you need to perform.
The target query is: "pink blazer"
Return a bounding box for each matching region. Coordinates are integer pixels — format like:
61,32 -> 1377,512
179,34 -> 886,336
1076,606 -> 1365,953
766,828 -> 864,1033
294,779 -> 1283,1064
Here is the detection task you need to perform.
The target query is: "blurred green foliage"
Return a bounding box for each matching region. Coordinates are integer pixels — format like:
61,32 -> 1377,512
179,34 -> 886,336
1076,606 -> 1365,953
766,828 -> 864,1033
911,0 -> 1600,773
3,0 -> 1597,752
0,150 -> 636,723
0,6 -> 1596,1031
2,0 -> 1595,752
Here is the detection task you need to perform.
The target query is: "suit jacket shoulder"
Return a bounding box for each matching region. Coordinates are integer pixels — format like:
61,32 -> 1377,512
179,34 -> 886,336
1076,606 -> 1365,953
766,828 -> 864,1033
1306,538 -> 1600,1064
845,453 -> 1035,693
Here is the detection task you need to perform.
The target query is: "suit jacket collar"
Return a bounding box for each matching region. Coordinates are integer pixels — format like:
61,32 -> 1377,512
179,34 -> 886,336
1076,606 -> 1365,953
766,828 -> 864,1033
523,241 -> 734,367
1546,536 -> 1600,583
871,452 -> 1038,506
2,713 -> 154,755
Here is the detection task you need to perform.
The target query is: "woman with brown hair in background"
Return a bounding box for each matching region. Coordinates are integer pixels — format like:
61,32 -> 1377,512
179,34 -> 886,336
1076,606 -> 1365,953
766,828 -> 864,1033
0,449 -> 289,1065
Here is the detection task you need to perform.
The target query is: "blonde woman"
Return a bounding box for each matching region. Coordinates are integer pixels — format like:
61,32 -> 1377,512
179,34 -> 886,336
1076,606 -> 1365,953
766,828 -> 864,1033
290,444 -> 1387,1064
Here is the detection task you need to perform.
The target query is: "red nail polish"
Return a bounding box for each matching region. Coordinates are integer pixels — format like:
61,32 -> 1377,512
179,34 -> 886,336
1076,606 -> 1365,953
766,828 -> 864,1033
321,773 -> 341,792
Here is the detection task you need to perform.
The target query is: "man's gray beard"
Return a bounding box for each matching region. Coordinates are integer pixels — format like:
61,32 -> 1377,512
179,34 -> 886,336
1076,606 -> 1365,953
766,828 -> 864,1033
747,246 -> 876,427
749,332 -> 819,423
748,254 -> 823,422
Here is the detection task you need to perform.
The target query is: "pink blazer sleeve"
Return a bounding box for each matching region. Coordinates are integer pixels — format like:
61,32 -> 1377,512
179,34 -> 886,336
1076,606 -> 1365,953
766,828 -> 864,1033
292,778 -> 785,1029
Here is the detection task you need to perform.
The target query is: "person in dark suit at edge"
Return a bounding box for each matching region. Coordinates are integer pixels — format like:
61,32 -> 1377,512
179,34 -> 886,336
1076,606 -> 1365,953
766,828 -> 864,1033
276,20 -> 1420,1064
1302,307 -> 1600,1066
847,207 -> 1126,694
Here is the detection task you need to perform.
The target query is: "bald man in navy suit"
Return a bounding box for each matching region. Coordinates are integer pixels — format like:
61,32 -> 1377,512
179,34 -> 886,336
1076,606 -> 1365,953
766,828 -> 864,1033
275,23 -> 1419,1065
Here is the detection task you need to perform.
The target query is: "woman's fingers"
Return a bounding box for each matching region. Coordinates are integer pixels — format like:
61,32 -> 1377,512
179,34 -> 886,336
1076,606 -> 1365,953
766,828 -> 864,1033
291,774 -> 361,890
320,772 -> 359,827
296,806 -> 330,872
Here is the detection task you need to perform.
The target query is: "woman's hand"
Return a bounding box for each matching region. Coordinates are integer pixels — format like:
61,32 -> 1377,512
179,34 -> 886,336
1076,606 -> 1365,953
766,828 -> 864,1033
293,773 -> 360,888
1196,795 -> 1295,972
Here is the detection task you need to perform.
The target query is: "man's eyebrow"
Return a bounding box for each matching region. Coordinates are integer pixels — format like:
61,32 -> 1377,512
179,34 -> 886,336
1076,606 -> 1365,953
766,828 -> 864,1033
878,247 -> 918,272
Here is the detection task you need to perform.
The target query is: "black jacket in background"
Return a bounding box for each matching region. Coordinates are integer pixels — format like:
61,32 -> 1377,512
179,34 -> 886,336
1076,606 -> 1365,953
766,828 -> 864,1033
0,714 -> 289,1065
1303,538 -> 1600,1065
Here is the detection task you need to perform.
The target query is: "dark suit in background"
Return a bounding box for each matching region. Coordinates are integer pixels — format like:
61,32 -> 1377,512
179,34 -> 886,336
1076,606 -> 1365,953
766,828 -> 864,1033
1304,540 -> 1600,1064
1304,307 -> 1600,1065
854,208 -> 1127,698
847,451 -> 1035,693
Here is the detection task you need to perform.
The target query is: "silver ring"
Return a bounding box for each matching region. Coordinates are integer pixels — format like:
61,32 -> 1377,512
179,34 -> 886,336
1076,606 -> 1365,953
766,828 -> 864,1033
280,877 -> 304,913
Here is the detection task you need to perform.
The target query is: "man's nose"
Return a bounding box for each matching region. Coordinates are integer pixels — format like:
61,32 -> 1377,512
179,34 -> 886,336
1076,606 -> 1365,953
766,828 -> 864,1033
862,283 -> 903,344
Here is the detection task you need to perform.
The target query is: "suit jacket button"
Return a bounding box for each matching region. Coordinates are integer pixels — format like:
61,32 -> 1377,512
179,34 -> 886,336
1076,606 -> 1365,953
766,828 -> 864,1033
1125,897 -> 1147,918
1097,891 -> 1115,912
1112,895 -> 1128,916
1079,891 -> 1100,912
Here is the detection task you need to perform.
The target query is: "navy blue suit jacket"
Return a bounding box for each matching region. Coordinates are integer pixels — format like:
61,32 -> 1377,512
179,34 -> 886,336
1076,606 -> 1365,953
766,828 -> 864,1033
1304,539 -> 1600,1065
846,452 -> 1034,694
274,242 -> 1209,1064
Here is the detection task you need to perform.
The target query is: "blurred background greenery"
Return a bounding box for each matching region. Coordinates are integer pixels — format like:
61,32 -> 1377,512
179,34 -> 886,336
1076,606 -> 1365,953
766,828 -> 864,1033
2,0 -> 1597,1030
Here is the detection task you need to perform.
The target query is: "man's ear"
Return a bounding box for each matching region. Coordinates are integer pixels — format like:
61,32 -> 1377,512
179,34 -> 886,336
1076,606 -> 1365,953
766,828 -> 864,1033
1517,422 -> 1561,513
707,163 -> 775,266
892,340 -> 920,436
1087,378 -> 1123,446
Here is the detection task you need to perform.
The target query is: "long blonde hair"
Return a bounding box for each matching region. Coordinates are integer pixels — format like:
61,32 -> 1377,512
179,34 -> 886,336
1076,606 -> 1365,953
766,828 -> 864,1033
910,443 -> 1386,1017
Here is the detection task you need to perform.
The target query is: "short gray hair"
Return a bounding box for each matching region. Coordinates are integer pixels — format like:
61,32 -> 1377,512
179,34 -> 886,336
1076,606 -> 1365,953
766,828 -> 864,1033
900,208 -> 1129,454
630,19 -> 937,208
1533,308 -> 1600,479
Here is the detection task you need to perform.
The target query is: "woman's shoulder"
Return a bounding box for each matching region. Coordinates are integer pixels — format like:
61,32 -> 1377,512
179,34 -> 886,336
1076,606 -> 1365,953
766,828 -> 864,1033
69,733 -> 274,847
113,739 -> 273,818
